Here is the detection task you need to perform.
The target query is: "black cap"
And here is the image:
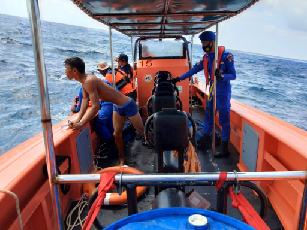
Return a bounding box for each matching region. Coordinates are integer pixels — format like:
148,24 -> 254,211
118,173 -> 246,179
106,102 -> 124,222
118,53 -> 128,62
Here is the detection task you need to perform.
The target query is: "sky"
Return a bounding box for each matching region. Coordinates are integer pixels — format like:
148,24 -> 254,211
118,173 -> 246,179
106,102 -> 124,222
1,0 -> 307,60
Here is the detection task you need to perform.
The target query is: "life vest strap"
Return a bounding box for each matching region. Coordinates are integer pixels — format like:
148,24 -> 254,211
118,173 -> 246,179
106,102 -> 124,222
203,46 -> 225,86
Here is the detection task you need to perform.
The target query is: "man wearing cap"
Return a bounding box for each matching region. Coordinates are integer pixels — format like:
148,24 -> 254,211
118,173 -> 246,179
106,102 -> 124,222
116,53 -> 137,101
97,62 -> 111,77
99,56 -> 137,101
172,31 -> 236,158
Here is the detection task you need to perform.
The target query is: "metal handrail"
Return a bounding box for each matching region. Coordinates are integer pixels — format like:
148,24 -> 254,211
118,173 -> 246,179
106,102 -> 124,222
56,171 -> 307,184
26,0 -> 63,228
212,23 -> 219,158
109,26 -> 116,89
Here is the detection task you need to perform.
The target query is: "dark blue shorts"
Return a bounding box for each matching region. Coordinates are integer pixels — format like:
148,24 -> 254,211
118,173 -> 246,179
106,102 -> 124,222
113,98 -> 138,117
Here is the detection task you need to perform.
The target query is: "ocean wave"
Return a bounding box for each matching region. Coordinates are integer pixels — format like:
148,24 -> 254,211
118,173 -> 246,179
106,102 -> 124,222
0,37 -> 16,44
0,36 -> 32,47
52,46 -> 103,56
248,86 -> 266,92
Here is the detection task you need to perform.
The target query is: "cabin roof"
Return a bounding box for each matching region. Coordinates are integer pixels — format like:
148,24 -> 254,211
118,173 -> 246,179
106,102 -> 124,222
72,0 -> 259,38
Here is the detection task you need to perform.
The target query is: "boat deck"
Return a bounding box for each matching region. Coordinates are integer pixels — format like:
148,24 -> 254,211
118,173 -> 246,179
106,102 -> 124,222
68,106 -> 282,229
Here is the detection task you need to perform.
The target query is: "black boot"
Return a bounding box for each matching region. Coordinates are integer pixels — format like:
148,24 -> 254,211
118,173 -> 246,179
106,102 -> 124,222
197,134 -> 211,151
214,141 -> 229,158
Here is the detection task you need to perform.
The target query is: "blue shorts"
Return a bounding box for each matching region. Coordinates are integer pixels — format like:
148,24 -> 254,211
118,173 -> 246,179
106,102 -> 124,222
113,98 -> 138,117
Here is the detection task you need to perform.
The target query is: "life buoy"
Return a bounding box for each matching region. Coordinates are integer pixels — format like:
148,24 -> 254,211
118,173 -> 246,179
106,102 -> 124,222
83,165 -> 147,205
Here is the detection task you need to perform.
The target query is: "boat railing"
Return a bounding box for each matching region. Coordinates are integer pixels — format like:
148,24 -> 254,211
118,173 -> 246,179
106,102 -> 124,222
55,171 -> 307,220
56,171 -> 307,184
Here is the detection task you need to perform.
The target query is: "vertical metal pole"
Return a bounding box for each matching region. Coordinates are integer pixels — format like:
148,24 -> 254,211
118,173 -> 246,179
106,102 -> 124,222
212,24 -> 219,157
126,184 -> 138,215
109,26 -> 116,88
216,185 -> 228,214
190,35 -> 194,67
26,0 -> 63,229
130,36 -> 134,62
298,181 -> 307,230
189,35 -> 194,114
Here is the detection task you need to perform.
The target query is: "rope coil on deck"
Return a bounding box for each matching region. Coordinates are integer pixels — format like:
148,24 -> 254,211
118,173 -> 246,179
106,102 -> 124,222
65,194 -> 88,230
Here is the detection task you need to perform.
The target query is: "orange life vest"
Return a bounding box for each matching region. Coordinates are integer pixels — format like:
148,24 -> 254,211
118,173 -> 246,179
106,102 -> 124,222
105,69 -> 134,95
203,46 -> 225,86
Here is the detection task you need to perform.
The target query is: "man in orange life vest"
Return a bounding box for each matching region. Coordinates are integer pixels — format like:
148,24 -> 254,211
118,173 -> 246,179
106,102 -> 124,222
116,53 -> 137,101
99,54 -> 137,101
173,31 -> 236,157
98,61 -> 136,101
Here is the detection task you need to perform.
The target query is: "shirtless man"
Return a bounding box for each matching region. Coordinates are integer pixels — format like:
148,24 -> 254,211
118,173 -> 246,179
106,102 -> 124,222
65,57 -> 144,165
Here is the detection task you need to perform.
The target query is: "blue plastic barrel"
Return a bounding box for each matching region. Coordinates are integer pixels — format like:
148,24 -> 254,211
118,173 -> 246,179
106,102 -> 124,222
104,207 -> 254,230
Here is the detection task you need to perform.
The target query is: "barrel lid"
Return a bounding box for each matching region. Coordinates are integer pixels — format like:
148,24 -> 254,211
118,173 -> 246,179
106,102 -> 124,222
188,214 -> 208,227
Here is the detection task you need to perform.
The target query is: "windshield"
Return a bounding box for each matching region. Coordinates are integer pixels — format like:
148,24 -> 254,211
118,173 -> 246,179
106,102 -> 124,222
139,39 -> 185,59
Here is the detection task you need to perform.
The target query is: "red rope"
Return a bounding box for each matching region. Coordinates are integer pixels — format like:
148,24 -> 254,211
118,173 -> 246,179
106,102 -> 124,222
82,172 -> 116,230
229,187 -> 270,230
215,171 -> 227,190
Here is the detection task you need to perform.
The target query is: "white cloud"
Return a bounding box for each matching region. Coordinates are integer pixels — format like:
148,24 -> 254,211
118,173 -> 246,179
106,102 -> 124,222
264,0 -> 307,32
196,0 -> 307,60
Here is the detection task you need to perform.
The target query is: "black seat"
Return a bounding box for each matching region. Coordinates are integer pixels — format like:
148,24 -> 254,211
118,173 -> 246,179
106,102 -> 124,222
152,94 -> 176,113
153,108 -> 189,152
155,71 -> 172,82
152,82 -> 175,96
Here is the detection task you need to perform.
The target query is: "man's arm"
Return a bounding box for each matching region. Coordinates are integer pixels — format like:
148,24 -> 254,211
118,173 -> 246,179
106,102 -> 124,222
75,88 -> 88,122
223,53 -> 236,81
79,80 -> 100,126
178,60 -> 204,81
